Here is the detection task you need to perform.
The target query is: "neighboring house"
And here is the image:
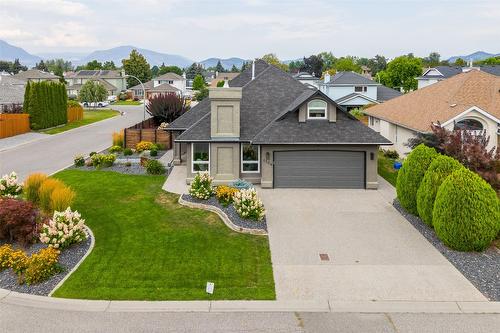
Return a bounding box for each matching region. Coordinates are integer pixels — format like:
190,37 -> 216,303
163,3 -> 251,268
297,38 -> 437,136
12,69 -> 60,83
364,70 -> 500,156
65,70 -> 127,97
210,72 -> 240,87
130,72 -> 185,100
417,65 -> 500,89
0,75 -> 26,111
167,60 -> 390,189
292,72 -> 320,88
318,71 -> 401,111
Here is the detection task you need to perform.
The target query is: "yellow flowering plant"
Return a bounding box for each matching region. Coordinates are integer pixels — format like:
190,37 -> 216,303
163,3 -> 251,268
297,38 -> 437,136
215,186 -> 238,207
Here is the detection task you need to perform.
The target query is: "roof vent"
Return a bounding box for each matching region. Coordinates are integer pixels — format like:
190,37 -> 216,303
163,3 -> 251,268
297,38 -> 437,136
450,103 -> 457,107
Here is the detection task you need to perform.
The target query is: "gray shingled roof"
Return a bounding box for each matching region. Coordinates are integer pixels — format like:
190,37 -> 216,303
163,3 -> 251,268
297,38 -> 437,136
0,85 -> 25,105
252,109 -> 390,144
325,71 -> 379,85
12,69 -> 59,81
480,65 -> 500,76
68,79 -> 117,91
335,92 -> 377,104
155,72 -> 184,81
73,70 -> 123,79
376,85 -> 402,101
174,61 -> 388,145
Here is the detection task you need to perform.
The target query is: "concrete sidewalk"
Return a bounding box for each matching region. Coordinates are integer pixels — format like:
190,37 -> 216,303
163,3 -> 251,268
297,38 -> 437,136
0,289 -> 499,313
162,165 -> 188,194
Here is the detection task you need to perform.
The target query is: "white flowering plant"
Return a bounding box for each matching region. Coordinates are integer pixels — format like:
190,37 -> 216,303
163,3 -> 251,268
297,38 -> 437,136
39,208 -> 87,250
189,172 -> 214,200
232,188 -> 266,221
0,172 -> 23,198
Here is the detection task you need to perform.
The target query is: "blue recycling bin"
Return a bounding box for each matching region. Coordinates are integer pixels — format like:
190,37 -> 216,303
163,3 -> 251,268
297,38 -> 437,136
393,161 -> 402,170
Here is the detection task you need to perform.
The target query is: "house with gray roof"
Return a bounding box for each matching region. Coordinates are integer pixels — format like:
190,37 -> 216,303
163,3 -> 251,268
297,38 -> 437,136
130,72 -> 185,100
318,71 -> 401,111
0,75 -> 26,111
417,65 -> 500,89
292,72 -> 320,88
12,69 -> 59,83
65,70 -> 127,97
167,60 -> 390,189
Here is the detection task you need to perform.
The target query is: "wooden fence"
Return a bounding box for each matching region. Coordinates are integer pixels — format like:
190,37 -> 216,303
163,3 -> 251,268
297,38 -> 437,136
0,114 -> 30,139
124,118 -> 171,149
67,106 -> 84,123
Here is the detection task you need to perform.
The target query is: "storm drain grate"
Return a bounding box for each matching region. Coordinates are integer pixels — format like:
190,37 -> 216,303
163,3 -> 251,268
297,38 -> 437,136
319,253 -> 330,261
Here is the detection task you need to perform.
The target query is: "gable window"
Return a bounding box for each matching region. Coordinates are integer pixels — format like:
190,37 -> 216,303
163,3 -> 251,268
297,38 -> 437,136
355,86 -> 367,92
307,99 -> 327,119
454,119 -> 483,131
192,143 -> 210,173
241,144 -> 260,173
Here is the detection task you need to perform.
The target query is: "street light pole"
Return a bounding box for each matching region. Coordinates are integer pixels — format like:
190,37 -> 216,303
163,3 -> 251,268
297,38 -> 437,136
125,74 -> 146,128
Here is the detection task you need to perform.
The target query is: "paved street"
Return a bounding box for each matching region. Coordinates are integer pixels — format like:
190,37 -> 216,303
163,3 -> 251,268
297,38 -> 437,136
0,105 -> 145,179
0,302 -> 499,333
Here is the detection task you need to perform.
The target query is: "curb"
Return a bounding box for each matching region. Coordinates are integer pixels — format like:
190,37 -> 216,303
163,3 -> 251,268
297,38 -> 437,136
178,195 -> 267,236
48,226 -> 96,296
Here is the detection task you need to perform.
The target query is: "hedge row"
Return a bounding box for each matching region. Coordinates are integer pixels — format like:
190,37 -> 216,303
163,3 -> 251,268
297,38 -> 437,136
397,144 -> 500,252
24,81 -> 67,130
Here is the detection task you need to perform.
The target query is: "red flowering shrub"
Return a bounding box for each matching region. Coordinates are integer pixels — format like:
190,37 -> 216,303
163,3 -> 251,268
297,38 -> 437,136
0,198 -> 40,245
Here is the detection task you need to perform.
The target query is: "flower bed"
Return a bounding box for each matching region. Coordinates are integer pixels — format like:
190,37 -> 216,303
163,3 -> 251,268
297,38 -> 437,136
0,229 -> 92,296
181,194 -> 267,233
394,199 -> 500,301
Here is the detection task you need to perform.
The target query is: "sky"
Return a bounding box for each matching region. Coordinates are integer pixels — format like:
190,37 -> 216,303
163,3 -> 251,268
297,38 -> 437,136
0,0 -> 499,61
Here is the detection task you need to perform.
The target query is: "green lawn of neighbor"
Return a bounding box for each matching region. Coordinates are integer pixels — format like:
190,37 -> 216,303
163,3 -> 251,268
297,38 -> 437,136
112,100 -> 141,105
41,109 -> 119,134
378,150 -> 399,187
51,170 -> 275,300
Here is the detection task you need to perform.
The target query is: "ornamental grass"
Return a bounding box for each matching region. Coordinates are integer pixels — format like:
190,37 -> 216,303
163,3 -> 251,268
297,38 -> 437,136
24,173 -> 48,204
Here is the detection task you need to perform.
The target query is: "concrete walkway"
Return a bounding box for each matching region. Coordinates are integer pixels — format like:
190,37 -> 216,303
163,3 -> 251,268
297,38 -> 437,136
0,105 -> 144,180
259,187 -> 486,303
162,165 -> 188,194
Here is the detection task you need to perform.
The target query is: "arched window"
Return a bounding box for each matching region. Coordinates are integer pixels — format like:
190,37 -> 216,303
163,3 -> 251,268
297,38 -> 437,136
307,99 -> 327,119
454,119 -> 483,131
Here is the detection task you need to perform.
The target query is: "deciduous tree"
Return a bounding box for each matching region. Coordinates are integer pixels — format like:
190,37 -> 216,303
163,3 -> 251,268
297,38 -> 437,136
78,80 -> 108,106
261,53 -> 288,71
377,55 -> 422,92
122,50 -> 152,88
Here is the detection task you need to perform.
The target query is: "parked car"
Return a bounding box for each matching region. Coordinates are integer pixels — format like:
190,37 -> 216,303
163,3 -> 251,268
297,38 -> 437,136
107,95 -> 117,102
81,101 -> 110,108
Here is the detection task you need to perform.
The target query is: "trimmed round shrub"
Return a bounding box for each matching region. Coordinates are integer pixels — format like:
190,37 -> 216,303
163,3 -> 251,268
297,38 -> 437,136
150,148 -> 158,157
416,155 -> 463,227
123,148 -> 133,156
396,144 -> 438,215
433,168 -> 500,252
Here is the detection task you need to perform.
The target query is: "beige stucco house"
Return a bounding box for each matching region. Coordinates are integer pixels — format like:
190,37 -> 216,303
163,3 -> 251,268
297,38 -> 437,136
364,70 -> 500,156
65,70 -> 127,97
167,60 -> 390,189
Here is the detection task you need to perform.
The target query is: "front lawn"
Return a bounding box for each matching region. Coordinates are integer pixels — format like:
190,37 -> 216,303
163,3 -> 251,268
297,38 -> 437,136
40,109 -> 119,134
51,170 -> 275,300
378,150 -> 399,187
113,100 -> 141,105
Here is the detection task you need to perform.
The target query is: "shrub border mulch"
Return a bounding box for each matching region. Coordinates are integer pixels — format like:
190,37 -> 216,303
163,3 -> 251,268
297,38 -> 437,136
0,227 -> 93,296
180,194 -> 267,236
393,199 -> 500,301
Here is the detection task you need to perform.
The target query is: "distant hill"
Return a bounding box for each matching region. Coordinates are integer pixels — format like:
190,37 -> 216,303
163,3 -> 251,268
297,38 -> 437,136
199,57 -> 248,70
78,45 -> 193,68
448,51 -> 500,63
0,40 -> 41,66
36,51 -> 88,62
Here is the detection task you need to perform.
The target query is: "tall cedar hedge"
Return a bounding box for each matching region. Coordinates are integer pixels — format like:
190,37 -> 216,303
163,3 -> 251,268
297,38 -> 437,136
24,81 -> 67,130
396,144 -> 438,215
416,155 -> 463,227
433,168 -> 500,251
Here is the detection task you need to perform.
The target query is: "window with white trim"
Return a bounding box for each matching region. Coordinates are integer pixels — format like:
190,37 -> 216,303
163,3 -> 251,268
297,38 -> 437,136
355,86 -> 367,92
192,143 -> 210,173
307,99 -> 327,119
241,144 -> 260,173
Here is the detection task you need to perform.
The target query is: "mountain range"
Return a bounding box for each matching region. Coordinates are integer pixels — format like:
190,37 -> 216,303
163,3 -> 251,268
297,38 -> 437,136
0,39 -> 247,70
447,51 -> 500,63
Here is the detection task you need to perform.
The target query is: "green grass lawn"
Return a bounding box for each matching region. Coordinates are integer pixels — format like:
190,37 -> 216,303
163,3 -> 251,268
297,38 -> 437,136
378,151 -> 399,187
41,109 -> 119,134
51,170 -> 275,300
112,100 -> 141,105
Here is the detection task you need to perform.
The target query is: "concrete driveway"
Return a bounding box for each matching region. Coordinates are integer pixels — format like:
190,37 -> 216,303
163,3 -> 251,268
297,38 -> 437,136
259,179 -> 486,302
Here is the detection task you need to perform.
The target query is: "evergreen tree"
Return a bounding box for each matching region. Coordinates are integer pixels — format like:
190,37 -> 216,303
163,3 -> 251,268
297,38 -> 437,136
215,60 -> 225,73
35,60 -> 48,71
102,61 -> 117,70
192,74 -> 206,90
11,59 -> 27,74
230,64 -> 239,72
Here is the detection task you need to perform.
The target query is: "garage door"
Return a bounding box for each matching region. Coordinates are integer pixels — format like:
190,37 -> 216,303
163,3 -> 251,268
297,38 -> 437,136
274,150 -> 365,189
